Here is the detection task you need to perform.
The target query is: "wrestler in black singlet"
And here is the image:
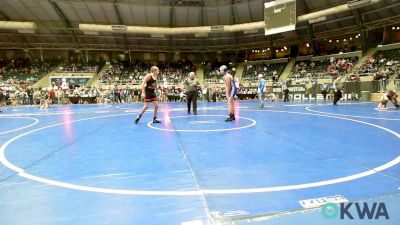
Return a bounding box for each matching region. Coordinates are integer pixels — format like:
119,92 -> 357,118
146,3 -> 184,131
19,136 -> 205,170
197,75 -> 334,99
144,75 -> 158,102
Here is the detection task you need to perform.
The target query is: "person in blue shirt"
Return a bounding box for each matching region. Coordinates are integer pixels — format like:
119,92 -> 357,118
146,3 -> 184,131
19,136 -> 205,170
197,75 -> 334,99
321,82 -> 329,100
257,74 -> 266,108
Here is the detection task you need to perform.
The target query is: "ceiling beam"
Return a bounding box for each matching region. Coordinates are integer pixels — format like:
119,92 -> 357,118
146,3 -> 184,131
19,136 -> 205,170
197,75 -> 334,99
199,0 -> 206,51
0,40 -> 276,51
299,0 -> 316,55
201,0 -> 205,26
113,0 -> 128,52
168,0 -> 176,61
0,9 -> 38,59
361,1 -> 400,16
0,10 -> 10,21
352,9 -> 368,52
231,0 -> 239,57
313,15 -> 355,27
48,0 -> 86,61
247,0 -> 253,22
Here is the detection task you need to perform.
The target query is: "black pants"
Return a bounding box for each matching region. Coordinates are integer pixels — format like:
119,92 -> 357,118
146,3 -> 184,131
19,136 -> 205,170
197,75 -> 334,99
284,94 -> 289,102
391,99 -> 399,108
186,91 -> 198,114
321,90 -> 327,100
333,90 -> 342,105
114,94 -> 121,103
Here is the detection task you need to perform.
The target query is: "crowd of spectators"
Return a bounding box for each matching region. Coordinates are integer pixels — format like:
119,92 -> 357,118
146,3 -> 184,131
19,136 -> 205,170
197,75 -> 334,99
1,48 -> 399,109
290,57 -> 358,81
357,49 -> 400,79
242,63 -> 285,83
0,58 -> 56,85
99,60 -> 196,86
56,62 -> 101,73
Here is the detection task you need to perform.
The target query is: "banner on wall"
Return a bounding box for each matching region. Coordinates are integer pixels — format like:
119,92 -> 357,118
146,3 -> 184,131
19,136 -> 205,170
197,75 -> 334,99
272,85 -> 306,93
51,77 -> 90,87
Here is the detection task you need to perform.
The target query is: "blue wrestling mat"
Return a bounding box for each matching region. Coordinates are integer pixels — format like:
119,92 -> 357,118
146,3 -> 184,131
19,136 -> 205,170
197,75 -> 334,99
0,100 -> 399,225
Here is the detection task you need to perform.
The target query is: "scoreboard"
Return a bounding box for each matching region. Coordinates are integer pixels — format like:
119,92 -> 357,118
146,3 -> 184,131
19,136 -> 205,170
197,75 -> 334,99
264,0 -> 296,36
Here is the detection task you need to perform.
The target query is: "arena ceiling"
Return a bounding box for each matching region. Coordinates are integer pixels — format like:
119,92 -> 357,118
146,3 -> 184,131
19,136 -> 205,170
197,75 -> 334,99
0,0 -> 399,52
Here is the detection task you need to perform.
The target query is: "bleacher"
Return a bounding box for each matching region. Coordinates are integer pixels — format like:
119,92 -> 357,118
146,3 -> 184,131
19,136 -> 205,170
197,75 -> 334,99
99,60 -> 196,86
289,56 -> 359,82
242,62 -> 286,83
56,61 -> 103,73
203,62 -> 237,85
357,48 -> 400,77
203,61 -> 235,79
0,59 -> 56,85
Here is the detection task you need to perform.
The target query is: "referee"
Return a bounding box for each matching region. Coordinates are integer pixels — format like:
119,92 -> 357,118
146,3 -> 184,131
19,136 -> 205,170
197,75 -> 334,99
333,74 -> 343,105
0,88 -> 5,112
183,72 -> 201,115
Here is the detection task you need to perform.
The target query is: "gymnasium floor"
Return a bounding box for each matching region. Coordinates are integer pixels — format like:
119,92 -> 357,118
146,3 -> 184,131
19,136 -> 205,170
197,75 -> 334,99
0,100 -> 399,225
